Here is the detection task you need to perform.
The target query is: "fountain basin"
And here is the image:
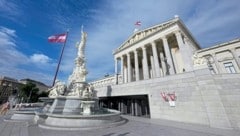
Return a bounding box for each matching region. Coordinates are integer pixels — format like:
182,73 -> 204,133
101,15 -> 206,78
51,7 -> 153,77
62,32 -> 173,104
10,109 -> 38,121
38,108 -> 127,130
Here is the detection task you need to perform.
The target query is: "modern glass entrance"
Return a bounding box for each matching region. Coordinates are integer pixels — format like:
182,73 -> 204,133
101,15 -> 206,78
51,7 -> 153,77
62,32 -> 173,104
99,95 -> 150,117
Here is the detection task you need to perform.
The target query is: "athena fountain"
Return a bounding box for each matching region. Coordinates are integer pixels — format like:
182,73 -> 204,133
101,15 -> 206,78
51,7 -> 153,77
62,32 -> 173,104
38,28 -> 126,130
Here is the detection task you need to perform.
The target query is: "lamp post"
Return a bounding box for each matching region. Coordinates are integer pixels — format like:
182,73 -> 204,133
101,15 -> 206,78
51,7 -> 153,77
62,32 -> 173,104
27,89 -> 33,103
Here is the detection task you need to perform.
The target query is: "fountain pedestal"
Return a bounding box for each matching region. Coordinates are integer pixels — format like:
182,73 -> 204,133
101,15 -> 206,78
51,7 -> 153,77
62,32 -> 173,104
81,101 -> 95,115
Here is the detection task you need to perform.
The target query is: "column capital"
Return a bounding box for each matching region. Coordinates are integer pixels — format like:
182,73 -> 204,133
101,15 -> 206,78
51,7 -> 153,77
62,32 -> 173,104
161,36 -> 167,40
174,30 -> 182,35
174,30 -> 186,40
211,53 -> 217,57
151,41 -> 156,45
114,56 -> 120,61
229,48 -> 236,52
142,46 -> 147,50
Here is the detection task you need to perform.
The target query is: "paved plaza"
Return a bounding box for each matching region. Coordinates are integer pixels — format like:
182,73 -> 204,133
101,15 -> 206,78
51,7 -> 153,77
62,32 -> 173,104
0,114 -> 239,136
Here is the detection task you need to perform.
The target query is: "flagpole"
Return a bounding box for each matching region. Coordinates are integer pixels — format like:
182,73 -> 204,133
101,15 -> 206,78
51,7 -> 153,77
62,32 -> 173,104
52,31 -> 69,86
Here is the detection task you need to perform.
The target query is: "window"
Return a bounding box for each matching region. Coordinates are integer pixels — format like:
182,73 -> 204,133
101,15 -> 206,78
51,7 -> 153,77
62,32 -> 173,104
224,62 -> 236,73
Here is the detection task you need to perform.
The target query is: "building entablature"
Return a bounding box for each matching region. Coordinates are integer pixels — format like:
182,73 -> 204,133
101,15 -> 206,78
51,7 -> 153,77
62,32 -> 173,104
196,38 -> 240,55
114,27 -> 179,59
113,18 -> 177,54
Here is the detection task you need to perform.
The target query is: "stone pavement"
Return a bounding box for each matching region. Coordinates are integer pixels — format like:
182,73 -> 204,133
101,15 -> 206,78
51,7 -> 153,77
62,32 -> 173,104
0,114 -> 239,136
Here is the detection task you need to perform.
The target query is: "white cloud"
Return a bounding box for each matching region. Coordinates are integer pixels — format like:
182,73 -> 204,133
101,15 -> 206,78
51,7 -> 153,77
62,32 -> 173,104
0,26 -> 27,66
0,26 -> 17,47
185,0 -> 240,47
0,0 -> 23,22
0,26 -> 56,85
30,53 -> 52,64
0,26 -> 16,37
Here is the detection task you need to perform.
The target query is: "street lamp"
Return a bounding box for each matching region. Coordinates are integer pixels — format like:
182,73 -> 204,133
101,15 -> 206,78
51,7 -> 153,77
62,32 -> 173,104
27,89 -> 33,103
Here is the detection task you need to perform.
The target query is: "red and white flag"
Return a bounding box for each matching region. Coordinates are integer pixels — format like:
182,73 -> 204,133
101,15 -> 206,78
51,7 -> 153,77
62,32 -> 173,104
48,33 -> 67,43
135,21 -> 141,26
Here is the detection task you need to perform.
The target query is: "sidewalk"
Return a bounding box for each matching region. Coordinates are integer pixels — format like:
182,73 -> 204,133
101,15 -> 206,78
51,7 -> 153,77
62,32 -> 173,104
0,114 -> 239,136
122,115 -> 240,136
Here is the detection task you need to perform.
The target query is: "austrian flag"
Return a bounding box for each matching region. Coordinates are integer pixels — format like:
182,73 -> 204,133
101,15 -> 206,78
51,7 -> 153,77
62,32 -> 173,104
48,33 -> 67,43
135,21 -> 141,26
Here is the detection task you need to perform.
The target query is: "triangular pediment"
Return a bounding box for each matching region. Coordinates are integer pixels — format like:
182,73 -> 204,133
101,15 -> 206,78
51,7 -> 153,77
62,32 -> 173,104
116,18 -> 179,52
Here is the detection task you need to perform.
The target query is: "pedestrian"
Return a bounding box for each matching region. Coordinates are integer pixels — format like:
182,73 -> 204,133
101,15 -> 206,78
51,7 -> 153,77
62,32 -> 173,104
0,101 -> 10,115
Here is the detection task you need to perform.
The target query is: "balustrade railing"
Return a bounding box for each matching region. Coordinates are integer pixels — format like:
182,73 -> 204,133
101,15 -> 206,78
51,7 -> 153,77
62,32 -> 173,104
90,74 -> 122,88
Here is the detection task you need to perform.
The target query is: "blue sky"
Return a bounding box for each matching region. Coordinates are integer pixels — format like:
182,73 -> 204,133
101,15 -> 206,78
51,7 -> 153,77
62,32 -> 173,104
0,0 -> 239,86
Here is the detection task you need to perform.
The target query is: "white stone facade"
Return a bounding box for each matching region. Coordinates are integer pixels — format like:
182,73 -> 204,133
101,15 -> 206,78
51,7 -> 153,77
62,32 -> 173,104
90,16 -> 240,129
196,38 -> 240,74
95,69 -> 240,129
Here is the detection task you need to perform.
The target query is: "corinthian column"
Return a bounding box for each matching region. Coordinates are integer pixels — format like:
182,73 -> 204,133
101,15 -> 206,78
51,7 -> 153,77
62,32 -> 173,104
159,51 -> 166,76
162,37 -> 175,75
115,58 -> 118,74
142,46 -> 149,79
151,42 -> 160,77
175,31 -> 193,71
115,58 -> 118,84
121,56 -> 125,83
127,53 -> 132,82
134,50 -> 140,81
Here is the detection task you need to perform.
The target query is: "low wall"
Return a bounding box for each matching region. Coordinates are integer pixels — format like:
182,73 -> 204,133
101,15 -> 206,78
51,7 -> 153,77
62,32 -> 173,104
213,74 -> 240,129
93,68 -> 240,129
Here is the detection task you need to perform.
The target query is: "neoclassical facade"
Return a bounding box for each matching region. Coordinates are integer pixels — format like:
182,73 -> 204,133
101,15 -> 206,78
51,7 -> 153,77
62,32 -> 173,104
90,16 -> 240,129
114,16 -> 199,83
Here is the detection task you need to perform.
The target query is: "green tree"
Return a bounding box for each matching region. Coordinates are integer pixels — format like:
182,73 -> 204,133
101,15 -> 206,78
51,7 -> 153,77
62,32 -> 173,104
19,82 -> 39,103
38,91 -> 49,98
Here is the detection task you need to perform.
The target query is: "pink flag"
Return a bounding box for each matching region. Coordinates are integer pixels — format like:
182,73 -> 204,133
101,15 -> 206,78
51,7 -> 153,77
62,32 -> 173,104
48,33 -> 67,43
135,21 -> 141,26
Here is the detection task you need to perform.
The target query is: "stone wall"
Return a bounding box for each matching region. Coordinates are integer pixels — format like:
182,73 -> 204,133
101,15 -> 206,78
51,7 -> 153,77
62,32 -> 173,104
213,74 -> 240,129
94,68 -> 240,129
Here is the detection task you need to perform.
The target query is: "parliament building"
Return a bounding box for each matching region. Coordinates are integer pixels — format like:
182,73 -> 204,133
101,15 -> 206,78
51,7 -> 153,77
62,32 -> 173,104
90,16 -> 240,129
